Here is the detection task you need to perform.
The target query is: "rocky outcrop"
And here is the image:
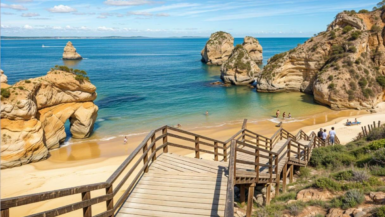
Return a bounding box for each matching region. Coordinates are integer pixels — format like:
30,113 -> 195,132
242,36 -> 263,64
257,10 -> 385,110
201,31 -> 234,65
296,188 -> 334,202
369,192 -> 385,204
63,41 -> 82,60
220,45 -> 260,85
1,69 -> 8,84
1,67 -> 98,168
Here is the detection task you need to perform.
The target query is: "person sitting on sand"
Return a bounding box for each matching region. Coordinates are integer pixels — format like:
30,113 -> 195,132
276,110 -> 280,118
288,113 -> 291,118
322,129 -> 327,141
354,118 -> 358,123
282,112 -> 286,120
176,124 -> 182,128
124,136 -> 127,144
317,128 -> 323,139
346,119 -> 351,125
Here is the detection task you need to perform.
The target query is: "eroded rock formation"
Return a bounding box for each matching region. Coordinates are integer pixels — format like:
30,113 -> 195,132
257,10 -> 385,110
242,36 -> 263,64
63,41 -> 82,60
1,69 -> 8,85
1,68 -> 97,168
221,45 -> 260,85
201,31 -> 234,65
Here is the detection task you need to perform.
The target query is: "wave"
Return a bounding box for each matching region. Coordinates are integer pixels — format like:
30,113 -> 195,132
42,46 -> 62,47
268,118 -> 302,124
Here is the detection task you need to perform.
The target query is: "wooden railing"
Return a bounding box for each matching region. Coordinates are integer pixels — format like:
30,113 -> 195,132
224,140 -> 236,217
1,125 -> 232,217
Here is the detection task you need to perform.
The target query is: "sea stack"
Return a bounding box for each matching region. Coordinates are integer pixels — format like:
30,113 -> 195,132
0,66 -> 98,168
63,41 -> 82,60
242,36 -> 263,65
220,44 -> 260,85
256,10 -> 385,110
201,31 -> 234,65
1,69 -> 8,85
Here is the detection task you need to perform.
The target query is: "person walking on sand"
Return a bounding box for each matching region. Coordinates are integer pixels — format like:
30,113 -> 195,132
276,110 -> 280,118
317,128 -> 323,139
329,127 -> 336,145
205,111 -> 209,116
124,136 -> 127,144
322,129 -> 327,142
282,112 -> 286,120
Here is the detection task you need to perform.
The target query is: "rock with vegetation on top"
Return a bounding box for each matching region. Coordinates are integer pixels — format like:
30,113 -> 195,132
257,10 -> 385,110
63,41 -> 82,60
201,31 -> 234,65
296,188 -> 334,202
0,66 -> 97,168
220,44 -> 261,85
242,36 -> 263,64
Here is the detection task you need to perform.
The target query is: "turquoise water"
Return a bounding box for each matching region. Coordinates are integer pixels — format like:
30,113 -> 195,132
1,38 -> 331,140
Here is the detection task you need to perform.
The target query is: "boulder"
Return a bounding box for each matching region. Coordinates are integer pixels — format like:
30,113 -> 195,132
296,188 -> 334,202
369,192 -> 385,204
242,37 -> 263,64
201,31 -> 234,65
295,206 -> 326,217
63,41 -> 82,60
1,69 -> 8,84
0,119 -> 49,168
328,12 -> 366,31
221,45 -> 260,85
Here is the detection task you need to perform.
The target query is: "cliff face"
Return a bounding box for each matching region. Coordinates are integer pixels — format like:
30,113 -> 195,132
257,10 -> 385,110
221,45 -> 261,85
63,41 -> 82,60
201,31 -> 234,65
0,67 -> 98,168
243,36 -> 263,64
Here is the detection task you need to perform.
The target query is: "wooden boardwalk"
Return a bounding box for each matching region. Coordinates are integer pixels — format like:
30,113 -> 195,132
117,153 -> 228,217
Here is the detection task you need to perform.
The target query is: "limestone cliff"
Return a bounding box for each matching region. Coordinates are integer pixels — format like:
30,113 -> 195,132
257,10 -> 385,110
1,69 -> 8,85
242,36 -> 263,64
221,45 -> 261,85
63,41 -> 82,60
201,31 -> 234,65
0,66 -> 98,168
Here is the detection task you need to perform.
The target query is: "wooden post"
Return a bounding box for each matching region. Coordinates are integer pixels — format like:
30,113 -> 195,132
143,141 -> 149,173
275,154 -> 280,197
234,146 -> 237,179
214,141 -> 218,161
82,191 -> 92,217
287,141 -> 291,159
223,143 -> 228,162
255,149 -> 260,181
246,183 -> 255,217
256,135 -> 260,147
361,127 -> 365,137
297,144 -> 300,161
105,185 -> 114,217
364,126 -> 368,136
1,209 -> 9,217
269,153 -> 273,183
282,164 -> 287,193
374,121 -> 376,128
151,134 -> 156,161
195,136 -> 200,159
240,185 -> 246,206
266,184 -> 271,205
379,121 -> 381,128
289,165 -> 294,183
162,127 -> 168,153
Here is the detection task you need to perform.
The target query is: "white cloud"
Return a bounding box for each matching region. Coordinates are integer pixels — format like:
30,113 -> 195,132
97,26 -> 117,31
52,26 -> 63,30
103,0 -> 158,6
8,0 -> 33,2
1,3 -> 28,11
48,5 -> 77,13
21,12 -> 39,17
142,3 -> 199,13
128,11 -> 152,16
73,12 -> 95,15
156,13 -> 168,17
98,15 -> 107,19
79,26 -> 90,31
23,24 -> 33,29
2,12 -> 15,15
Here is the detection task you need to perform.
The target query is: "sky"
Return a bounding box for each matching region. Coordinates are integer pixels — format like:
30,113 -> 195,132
0,0 -> 379,37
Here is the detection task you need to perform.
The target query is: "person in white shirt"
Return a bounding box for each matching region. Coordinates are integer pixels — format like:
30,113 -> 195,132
322,129 -> 327,141
329,127 -> 336,145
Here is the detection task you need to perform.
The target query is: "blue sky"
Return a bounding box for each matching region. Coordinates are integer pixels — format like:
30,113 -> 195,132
0,0 -> 379,37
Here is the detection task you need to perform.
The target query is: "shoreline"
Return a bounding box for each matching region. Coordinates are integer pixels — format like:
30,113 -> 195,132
2,104 -> 385,216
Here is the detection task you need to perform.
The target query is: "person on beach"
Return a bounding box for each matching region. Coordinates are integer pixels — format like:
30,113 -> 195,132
322,129 -> 327,142
329,127 -> 336,145
276,110 -> 280,118
206,111 -> 209,116
282,112 -> 286,120
317,128 -> 323,139
176,124 -> 182,128
124,136 -> 127,144
288,113 -> 291,118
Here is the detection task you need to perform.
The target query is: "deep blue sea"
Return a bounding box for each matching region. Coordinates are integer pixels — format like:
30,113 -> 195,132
1,38 -> 331,141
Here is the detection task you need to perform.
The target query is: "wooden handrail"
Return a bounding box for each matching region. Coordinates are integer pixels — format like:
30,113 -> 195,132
224,140 -> 236,217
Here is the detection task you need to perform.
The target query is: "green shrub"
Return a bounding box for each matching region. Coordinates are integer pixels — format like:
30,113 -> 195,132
358,77 -> 368,88
333,170 -> 353,180
332,190 -> 365,209
299,167 -> 311,178
330,31 -> 336,39
363,88 -> 374,98
349,81 -> 357,90
348,46 -> 357,53
314,177 -> 342,191
367,128 -> 385,141
377,206 -> 385,217
372,25 -> 382,33
377,76 -> 385,88
1,88 -> 10,98
328,75 -> 333,81
343,25 -> 354,33
351,139 -> 385,157
351,31 -> 361,40
328,83 -> 335,89
372,148 -> 385,165
271,192 -> 296,203
358,9 -> 369,13
370,165 -> 385,176
25,80 -> 31,83
310,145 -> 353,169
270,52 -> 287,63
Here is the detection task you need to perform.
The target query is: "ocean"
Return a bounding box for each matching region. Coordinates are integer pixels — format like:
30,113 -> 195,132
1,38 -> 332,142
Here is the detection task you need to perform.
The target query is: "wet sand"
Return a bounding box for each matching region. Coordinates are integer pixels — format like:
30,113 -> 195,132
1,107 -> 382,216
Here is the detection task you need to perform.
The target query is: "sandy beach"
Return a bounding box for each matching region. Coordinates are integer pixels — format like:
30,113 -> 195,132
1,104 -> 385,216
